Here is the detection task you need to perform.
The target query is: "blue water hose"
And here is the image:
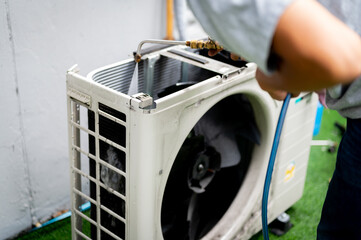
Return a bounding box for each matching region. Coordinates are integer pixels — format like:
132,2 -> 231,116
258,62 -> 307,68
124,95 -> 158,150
29,202 -> 91,232
262,93 -> 292,240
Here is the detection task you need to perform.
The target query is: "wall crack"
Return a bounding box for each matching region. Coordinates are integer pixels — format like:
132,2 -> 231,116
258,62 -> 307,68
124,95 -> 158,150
5,0 -> 37,225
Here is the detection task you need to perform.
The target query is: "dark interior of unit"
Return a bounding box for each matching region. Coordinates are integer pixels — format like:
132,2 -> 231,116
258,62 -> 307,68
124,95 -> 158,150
156,49 -> 248,99
161,94 -> 259,240
148,48 -> 247,100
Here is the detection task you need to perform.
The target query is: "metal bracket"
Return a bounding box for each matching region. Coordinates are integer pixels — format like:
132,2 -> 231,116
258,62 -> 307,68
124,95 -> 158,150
144,54 -> 161,96
222,67 -> 246,80
130,93 -> 154,109
67,87 -> 91,107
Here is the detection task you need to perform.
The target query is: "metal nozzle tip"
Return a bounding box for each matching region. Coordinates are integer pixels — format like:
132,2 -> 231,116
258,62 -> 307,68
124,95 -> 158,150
135,54 -> 142,63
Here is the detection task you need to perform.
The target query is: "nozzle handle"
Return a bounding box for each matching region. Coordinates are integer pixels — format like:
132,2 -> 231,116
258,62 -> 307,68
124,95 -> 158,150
185,40 -> 223,50
135,39 -> 186,62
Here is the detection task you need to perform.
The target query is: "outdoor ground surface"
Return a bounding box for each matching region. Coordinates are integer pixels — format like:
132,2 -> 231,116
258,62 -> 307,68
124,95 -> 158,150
16,108 -> 345,240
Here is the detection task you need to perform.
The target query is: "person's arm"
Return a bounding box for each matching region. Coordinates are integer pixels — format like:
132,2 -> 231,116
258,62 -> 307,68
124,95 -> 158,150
257,0 -> 361,97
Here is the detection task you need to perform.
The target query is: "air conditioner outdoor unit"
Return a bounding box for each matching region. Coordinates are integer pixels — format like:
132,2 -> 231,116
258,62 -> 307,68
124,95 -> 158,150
66,45 -> 318,240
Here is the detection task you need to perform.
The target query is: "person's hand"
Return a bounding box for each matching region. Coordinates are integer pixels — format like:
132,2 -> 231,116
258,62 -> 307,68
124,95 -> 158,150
315,88 -> 328,108
208,49 -> 243,61
207,49 -> 222,57
256,68 -> 299,100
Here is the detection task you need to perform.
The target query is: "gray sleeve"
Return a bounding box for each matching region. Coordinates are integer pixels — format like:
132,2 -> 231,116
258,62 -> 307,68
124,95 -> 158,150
187,0 -> 295,74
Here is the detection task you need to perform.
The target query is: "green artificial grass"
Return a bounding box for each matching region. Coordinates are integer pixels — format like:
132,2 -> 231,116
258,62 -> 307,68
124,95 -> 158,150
16,216 -> 71,240
16,109 -> 346,240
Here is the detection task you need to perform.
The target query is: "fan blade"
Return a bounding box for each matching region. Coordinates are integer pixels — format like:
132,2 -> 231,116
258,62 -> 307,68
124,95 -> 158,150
194,94 -> 260,168
187,193 -> 201,240
162,94 -> 258,240
161,134 -> 205,239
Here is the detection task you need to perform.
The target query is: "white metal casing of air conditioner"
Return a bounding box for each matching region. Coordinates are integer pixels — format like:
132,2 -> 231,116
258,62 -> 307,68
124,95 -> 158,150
66,46 -> 318,240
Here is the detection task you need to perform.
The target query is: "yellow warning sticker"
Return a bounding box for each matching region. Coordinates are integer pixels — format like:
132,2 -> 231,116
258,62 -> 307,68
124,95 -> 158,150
284,161 -> 295,182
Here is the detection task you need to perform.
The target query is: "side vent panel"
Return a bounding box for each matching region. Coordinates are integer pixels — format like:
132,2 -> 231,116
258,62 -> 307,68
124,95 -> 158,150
68,99 -> 128,240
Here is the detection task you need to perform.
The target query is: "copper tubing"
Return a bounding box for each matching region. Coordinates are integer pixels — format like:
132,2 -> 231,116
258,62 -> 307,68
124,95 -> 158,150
165,0 -> 175,40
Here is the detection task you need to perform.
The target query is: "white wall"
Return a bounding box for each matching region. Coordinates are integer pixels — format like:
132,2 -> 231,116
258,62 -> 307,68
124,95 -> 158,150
0,0 -> 169,238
